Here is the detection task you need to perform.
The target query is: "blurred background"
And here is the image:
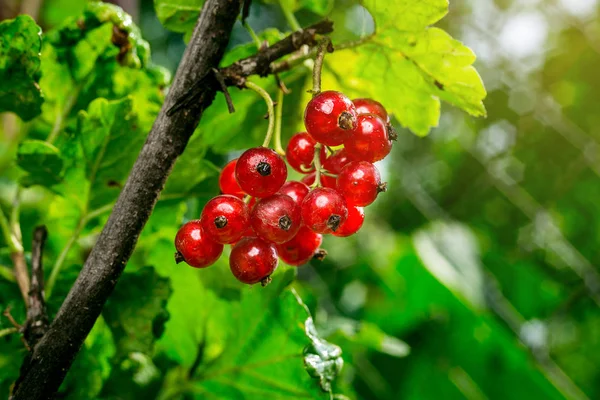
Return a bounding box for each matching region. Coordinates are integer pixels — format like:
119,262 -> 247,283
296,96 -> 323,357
2,0 -> 600,399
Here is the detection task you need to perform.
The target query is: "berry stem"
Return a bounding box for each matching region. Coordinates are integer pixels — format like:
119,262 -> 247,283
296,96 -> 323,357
312,143 -> 323,188
279,0 -> 302,32
245,81 -> 276,148
311,38 -> 332,96
243,21 -> 262,50
273,87 -> 286,156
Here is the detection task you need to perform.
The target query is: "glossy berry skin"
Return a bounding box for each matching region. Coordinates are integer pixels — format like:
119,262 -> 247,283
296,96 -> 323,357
345,114 -> 392,163
175,220 -> 223,268
286,132 -> 326,173
301,187 -> 348,234
200,195 -> 250,244
230,237 -> 278,284
219,159 -> 245,198
337,161 -> 385,207
304,91 -> 358,146
301,172 -> 337,189
235,147 -> 287,197
333,206 -> 365,237
251,194 -> 302,244
277,181 -> 310,205
276,226 -> 323,266
323,149 -> 352,174
353,98 -> 389,123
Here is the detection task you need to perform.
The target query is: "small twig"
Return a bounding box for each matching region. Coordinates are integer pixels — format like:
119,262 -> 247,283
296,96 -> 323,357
311,37 -> 333,96
0,327 -> 18,339
212,68 -> 235,113
23,226 -> 49,348
275,74 -> 291,94
3,307 -> 21,330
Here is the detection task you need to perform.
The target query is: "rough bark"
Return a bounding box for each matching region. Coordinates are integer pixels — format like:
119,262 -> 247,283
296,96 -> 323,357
11,1 -> 242,398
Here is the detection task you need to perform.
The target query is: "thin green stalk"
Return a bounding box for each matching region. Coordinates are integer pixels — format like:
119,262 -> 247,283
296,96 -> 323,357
243,21 -> 262,50
245,81 -> 275,148
312,143 -> 323,188
10,187 -> 22,243
0,207 -> 21,253
274,88 -> 285,155
279,1 -> 301,31
0,264 -> 15,282
312,38 -> 331,95
46,217 -> 85,298
0,327 -> 18,339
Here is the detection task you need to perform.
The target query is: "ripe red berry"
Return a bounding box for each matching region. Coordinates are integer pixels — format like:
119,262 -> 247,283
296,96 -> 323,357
276,226 -> 323,266
219,159 -> 245,198
333,205 -> 365,237
322,149 -> 352,174
174,220 -> 223,268
251,194 -> 302,244
230,237 -> 278,284
235,147 -> 287,197
285,132 -> 326,173
301,172 -> 337,189
337,161 -> 386,206
301,187 -> 348,234
353,98 -> 389,123
277,181 -> 310,205
344,114 -> 392,163
200,195 -> 250,244
304,91 -> 357,146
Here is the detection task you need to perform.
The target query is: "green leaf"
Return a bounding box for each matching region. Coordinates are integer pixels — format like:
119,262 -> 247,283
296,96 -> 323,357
325,0 -> 486,136
154,0 -> 204,33
0,15 -> 43,121
103,266 -> 172,359
16,140 -> 64,188
298,0 -> 333,15
76,97 -> 144,210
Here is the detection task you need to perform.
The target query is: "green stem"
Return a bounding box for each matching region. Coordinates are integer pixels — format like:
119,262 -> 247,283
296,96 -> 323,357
312,38 -> 330,96
312,143 -> 323,188
0,264 -> 15,282
243,21 -> 262,50
0,327 -> 18,339
47,83 -> 83,144
245,81 -> 275,148
0,207 -> 21,253
279,1 -> 302,31
274,88 -> 285,155
10,187 -> 22,243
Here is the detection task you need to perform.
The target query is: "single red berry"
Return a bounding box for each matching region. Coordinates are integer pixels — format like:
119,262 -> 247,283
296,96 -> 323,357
345,114 -> 392,163
235,147 -> 287,197
353,98 -> 389,123
333,206 -> 365,237
276,226 -> 323,266
251,194 -> 302,244
337,161 -> 386,206
301,187 -> 348,234
301,172 -> 337,189
174,220 -> 223,268
219,159 -> 245,198
277,181 -> 310,205
200,195 -> 250,244
323,149 -> 352,174
286,132 -> 326,173
230,237 -> 278,284
304,91 -> 357,146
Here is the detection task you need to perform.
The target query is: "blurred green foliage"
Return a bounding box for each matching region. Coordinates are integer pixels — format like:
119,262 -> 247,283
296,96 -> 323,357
1,0 -> 598,399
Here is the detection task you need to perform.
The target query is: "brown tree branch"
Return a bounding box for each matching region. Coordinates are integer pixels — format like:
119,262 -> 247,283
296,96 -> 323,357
23,226 -> 49,347
10,1 -> 243,398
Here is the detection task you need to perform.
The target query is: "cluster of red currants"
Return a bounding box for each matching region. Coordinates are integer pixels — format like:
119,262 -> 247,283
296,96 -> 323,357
174,90 -> 394,285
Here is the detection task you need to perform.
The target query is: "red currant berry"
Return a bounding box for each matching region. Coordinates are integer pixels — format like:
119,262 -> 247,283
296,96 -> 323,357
285,132 -> 326,173
345,114 -> 392,163
277,181 -> 310,205
301,187 -> 348,234
174,220 -> 223,268
353,98 -> 389,123
333,205 -> 365,237
301,172 -> 337,189
200,195 -> 250,244
304,91 -> 357,146
276,226 -> 323,266
230,237 -> 278,284
235,147 -> 287,198
322,149 -> 352,174
219,159 -> 245,198
337,161 -> 386,206
251,194 -> 302,244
